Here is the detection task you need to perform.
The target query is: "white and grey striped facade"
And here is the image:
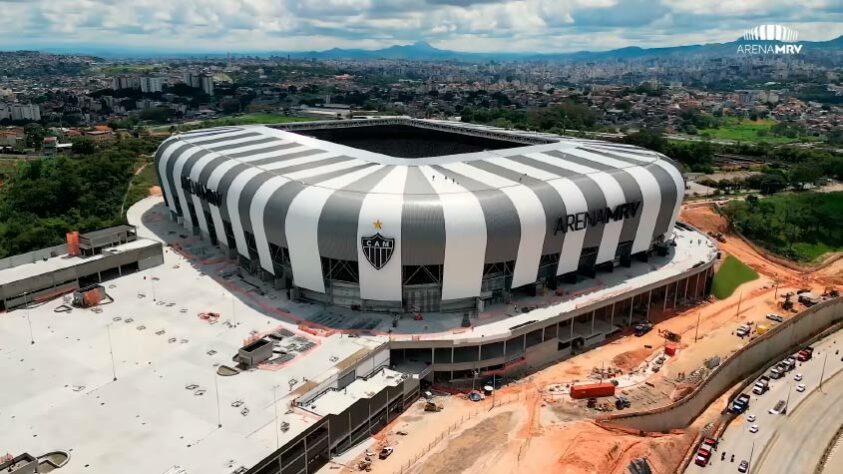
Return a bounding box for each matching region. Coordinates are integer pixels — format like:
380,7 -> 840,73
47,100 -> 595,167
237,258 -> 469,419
154,119 -> 685,312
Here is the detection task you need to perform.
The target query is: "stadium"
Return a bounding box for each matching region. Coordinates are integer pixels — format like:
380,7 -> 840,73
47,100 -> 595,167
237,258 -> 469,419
155,118 -> 687,314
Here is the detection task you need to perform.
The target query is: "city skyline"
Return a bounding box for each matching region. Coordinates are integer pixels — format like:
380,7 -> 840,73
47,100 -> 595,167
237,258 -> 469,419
1,0 -> 843,55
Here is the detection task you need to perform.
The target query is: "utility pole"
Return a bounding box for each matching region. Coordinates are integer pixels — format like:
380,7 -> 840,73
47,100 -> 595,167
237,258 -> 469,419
694,311 -> 702,342
748,440 -> 755,472
25,291 -> 34,345
819,352 -> 828,392
735,291 -> 743,319
106,323 -> 117,381
273,385 -> 280,449
784,382 -> 791,415
214,373 -> 222,428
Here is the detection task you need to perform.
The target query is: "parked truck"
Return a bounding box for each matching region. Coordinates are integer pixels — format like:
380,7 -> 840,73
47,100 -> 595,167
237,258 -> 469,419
752,375 -> 770,395
797,347 -> 814,361
730,393 -> 751,414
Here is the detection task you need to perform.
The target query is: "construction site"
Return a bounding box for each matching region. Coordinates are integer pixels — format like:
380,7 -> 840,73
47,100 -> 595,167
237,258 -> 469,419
1,189 -> 841,474
324,201 -> 841,474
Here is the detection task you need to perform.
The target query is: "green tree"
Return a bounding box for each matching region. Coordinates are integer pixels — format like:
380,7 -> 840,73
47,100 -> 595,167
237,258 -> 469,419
24,123 -> 45,150
71,137 -> 97,155
789,163 -> 822,189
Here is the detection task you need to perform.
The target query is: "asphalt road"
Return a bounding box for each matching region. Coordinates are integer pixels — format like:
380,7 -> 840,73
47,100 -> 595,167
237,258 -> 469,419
684,330 -> 843,474
753,369 -> 843,474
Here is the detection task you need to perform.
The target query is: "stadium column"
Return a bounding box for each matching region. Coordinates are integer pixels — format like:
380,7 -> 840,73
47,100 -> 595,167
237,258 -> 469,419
646,290 -> 652,321
694,271 -> 702,299
610,303 -> 615,328
684,277 -> 690,302
628,298 -> 634,325
590,310 -> 595,334
674,280 -> 680,308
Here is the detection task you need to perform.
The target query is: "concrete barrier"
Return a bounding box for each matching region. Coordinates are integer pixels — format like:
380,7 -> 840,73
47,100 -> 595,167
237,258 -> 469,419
600,297 -> 843,433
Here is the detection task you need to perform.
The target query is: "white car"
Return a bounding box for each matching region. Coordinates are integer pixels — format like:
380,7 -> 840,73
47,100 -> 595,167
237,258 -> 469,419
747,414 -> 756,422
796,383 -> 806,392
749,425 -> 759,433
794,373 -> 803,382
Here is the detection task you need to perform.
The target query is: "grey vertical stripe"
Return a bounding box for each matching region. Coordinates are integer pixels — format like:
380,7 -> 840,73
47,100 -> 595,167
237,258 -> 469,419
179,127 -> 242,138
215,164 -> 251,222
430,165 -> 520,264
297,164 -> 376,186
154,139 -> 179,209
164,144 -> 195,215
237,173 -> 275,238
467,160 -> 567,258
226,142 -> 299,159
263,164 -> 379,251
179,148 -> 214,221
183,131 -> 262,146
202,136 -> 279,152
402,167 -> 446,266
543,150 -> 643,245
318,166 -> 394,260
579,148 -> 678,240
508,155 -> 607,252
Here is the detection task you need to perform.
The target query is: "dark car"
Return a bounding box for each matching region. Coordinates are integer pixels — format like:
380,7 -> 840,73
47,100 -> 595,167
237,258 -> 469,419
379,447 -> 393,459
738,460 -> 748,472
634,323 -> 653,336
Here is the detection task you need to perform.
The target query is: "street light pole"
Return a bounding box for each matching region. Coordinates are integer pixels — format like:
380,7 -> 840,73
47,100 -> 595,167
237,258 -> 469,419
25,314 -> 35,346
106,323 -> 117,381
25,291 -> 34,345
748,440 -> 755,472
735,291 -> 743,319
214,372 -> 222,428
273,385 -> 279,449
784,382 -> 791,415
819,352 -> 828,392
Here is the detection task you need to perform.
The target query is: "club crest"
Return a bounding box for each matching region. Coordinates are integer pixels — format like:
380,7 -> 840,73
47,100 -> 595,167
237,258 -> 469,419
361,232 -> 394,270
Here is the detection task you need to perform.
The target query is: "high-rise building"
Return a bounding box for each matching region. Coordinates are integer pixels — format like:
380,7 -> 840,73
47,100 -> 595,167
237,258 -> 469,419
139,76 -> 165,93
111,75 -> 140,90
199,74 -> 214,96
9,103 -> 41,122
182,71 -> 214,96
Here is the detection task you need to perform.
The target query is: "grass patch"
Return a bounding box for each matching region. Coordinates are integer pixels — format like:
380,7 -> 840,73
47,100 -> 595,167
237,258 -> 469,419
124,158 -> 159,213
95,64 -> 159,75
711,255 -> 759,299
698,117 -> 813,144
200,113 -> 319,127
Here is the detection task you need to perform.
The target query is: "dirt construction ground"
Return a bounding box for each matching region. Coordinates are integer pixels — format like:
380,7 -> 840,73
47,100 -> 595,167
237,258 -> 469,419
329,203 -> 841,474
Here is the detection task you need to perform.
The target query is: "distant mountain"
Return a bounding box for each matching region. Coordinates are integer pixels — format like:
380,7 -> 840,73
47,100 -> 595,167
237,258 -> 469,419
22,35 -> 843,61
277,36 -> 843,62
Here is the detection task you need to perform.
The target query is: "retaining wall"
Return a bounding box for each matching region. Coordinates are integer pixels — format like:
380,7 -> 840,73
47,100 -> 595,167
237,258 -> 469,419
601,297 -> 843,433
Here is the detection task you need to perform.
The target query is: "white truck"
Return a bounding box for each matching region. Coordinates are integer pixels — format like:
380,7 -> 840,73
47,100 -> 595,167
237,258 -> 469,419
752,375 -> 771,395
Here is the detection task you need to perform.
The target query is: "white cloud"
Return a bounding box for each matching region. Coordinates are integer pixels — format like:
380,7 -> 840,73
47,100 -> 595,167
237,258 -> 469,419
0,0 -> 840,53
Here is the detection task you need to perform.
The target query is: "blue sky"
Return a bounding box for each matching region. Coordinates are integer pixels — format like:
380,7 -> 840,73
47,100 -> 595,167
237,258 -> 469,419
1,0 -> 842,53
